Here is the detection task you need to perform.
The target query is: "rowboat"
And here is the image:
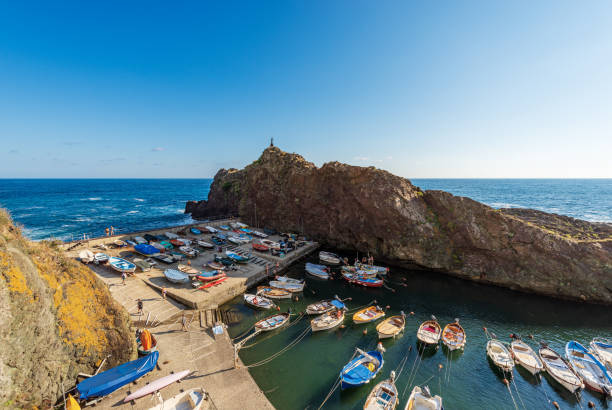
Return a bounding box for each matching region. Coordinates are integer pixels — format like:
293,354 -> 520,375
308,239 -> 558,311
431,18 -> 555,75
170,239 -> 185,247
137,329 -> 157,355
251,230 -> 268,238
269,280 -> 304,293
305,262 -> 329,279
79,249 -> 94,263
342,271 -> 384,287
143,234 -> 158,242
196,270 -> 226,281
363,371 -> 398,410
170,252 -> 184,261
510,339 -> 543,375
152,254 -> 173,264
159,240 -> 173,250
165,232 -> 179,239
163,269 -> 190,284
416,317 -> 441,345
342,265 -> 378,278
219,225 -> 231,230
196,240 -> 214,249
108,257 -> 136,274
124,369 -> 190,402
179,238 -> 193,246
133,258 -> 151,272
376,313 -> 405,339
404,386 -> 442,410
149,242 -> 165,251
244,293 -> 275,310
311,308 -> 345,332
134,244 -> 159,256
204,226 -> 218,233
487,339 -> 514,373
539,345 -> 583,393
214,255 -> 235,266
353,306 -> 385,324
94,252 -> 109,264
113,239 -> 127,247
591,337 -> 612,371
274,276 -> 304,285
252,241 -> 270,251
148,388 -> 206,410
178,264 -> 200,276
179,246 -> 198,258
196,277 -> 227,289
206,261 -> 225,270
257,286 -> 292,299
225,250 -> 249,263
340,346 -> 384,389
320,251 -> 342,265
441,320 -> 466,351
134,236 -> 147,244
357,263 -> 388,275
190,227 -> 201,235
566,341 -> 612,396
261,239 -> 280,249
306,297 -> 344,315
227,236 -> 241,245
76,352 -> 159,399
255,313 -> 290,332
66,394 -> 80,410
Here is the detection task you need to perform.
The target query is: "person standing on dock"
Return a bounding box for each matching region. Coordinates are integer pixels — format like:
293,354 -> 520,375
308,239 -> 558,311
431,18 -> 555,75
137,298 -> 143,315
181,312 -> 188,332
105,227 -> 110,237
121,272 -> 126,285
162,287 -> 167,300
110,226 -> 115,236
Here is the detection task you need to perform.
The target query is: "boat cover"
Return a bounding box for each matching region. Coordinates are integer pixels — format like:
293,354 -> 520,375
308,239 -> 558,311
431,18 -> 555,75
331,300 -> 345,309
134,244 -> 159,255
164,269 -> 190,283
76,352 -> 159,399
341,350 -> 383,387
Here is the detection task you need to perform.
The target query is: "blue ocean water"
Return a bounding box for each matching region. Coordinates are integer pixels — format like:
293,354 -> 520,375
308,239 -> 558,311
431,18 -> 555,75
0,179 -> 610,241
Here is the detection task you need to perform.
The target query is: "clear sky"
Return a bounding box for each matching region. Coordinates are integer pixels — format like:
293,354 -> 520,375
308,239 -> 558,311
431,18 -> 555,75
1,1 -> 611,178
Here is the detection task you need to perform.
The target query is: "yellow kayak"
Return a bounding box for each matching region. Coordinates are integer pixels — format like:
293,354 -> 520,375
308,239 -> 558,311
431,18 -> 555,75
67,394 -> 81,410
353,305 -> 385,324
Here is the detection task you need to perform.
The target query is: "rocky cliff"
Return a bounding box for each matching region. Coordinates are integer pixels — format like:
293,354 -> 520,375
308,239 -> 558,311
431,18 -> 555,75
186,146 -> 612,304
0,210 -> 135,408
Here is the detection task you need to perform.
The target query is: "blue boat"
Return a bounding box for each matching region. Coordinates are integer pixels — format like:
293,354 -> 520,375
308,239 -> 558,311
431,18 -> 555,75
566,341 -> 612,395
76,352 -> 159,399
340,347 -> 384,389
219,225 -> 231,230
190,227 -> 201,235
108,257 -> 136,274
163,269 -> 190,284
133,244 -> 160,256
226,250 -> 249,263
305,262 -> 329,280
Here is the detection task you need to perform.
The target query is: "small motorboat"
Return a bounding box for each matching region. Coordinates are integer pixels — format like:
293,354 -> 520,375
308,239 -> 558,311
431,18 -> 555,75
108,256 -> 136,274
510,338 -> 543,375
196,271 -> 226,282
152,254 -> 173,264
251,230 -> 268,238
79,249 -> 94,263
159,240 -> 174,250
404,386 -> 442,410
487,339 -> 514,373
305,262 -> 329,279
196,240 -> 214,249
254,313 -> 290,332
148,387 -> 206,410
164,232 -> 179,239
206,261 -> 226,271
353,306 -> 385,324
363,371 -> 398,410
133,258 -> 151,272
204,226 -> 218,233
441,320 -> 466,351
179,246 -> 198,258
94,252 -> 109,264
227,236 -> 241,245
311,308 -> 346,332
416,317 -> 441,345
539,345 -> 583,393
269,280 -> 304,293
261,239 -> 280,250
163,269 -> 190,284
124,369 -> 190,403
190,227 -> 201,235
225,250 -> 249,263
252,241 -> 270,252
113,239 -> 127,247
320,251 -> 342,265
136,329 -> 157,355
244,293 -> 275,310
566,340 -> 612,396
257,286 -> 292,299
340,346 -> 384,389
178,264 -> 200,276
591,337 -> 612,371
306,297 -> 344,315
170,239 -> 185,247
376,313 -> 406,339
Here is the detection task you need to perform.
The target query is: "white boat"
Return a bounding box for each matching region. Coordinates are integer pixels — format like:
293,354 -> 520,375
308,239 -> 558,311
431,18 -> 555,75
243,293 -> 275,310
179,238 -> 192,246
261,239 -> 280,249
311,309 -> 345,332
305,262 -> 329,279
108,256 -> 136,274
539,345 -> 583,393
416,317 -> 441,345
510,339 -> 543,375
227,236 -> 241,245
149,242 -> 165,251
257,286 -> 292,300
363,371 -> 398,410
566,341 -> 612,396
306,298 -> 342,315
273,276 -> 304,285
79,249 -> 94,263
163,269 -> 190,284
124,369 -> 190,402
235,222 -> 248,228
376,313 -> 406,339
148,387 -> 206,410
404,386 -> 442,410
269,280 -> 304,293
487,339 -> 514,373
164,232 -> 179,239
179,246 -> 198,258
441,320 -> 466,351
196,240 -> 214,249
134,236 -> 147,244
251,230 -> 268,238
205,226 -> 218,233
319,251 -> 342,265
94,252 -> 109,264
254,313 -> 290,332
591,337 -> 612,371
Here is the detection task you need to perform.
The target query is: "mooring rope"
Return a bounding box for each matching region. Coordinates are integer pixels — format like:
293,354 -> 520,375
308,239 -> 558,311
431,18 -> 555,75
241,317 -> 305,350
245,326 -> 311,367
345,300 -> 376,313
511,375 -> 527,410
505,378 -> 519,410
317,349 -> 359,409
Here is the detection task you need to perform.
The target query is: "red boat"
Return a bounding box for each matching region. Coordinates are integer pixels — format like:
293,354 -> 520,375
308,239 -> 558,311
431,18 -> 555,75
198,277 -> 228,289
341,271 -> 383,288
170,239 -> 185,247
252,242 -> 269,252
196,271 -> 227,282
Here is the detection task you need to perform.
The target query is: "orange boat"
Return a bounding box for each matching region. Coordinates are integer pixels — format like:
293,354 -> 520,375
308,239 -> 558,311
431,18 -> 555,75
137,329 -> 158,355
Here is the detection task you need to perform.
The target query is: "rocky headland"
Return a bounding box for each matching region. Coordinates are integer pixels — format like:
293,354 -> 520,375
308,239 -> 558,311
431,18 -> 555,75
0,210 -> 135,408
186,146 -> 612,305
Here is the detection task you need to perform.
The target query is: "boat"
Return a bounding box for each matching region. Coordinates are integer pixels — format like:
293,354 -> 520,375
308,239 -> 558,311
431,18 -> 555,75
311,307 -> 346,332
441,320 -> 466,351
159,240 -> 174,250
219,225 -> 231,230
225,250 -> 249,263
137,329 -> 157,355
179,238 -> 192,246
75,352 -> 159,399
79,249 -> 94,263
269,280 -> 304,293
320,251 -> 342,265
235,222 -> 248,228
306,297 -> 344,315
108,257 -> 136,274
211,236 -> 224,245
196,276 -> 227,289
94,252 -> 109,264
404,386 -> 443,410
66,394 -> 80,410
170,252 -> 184,261
148,388 -> 206,410
274,276 -> 304,285
165,232 -> 179,239
179,246 -> 198,258
134,244 -> 159,256
376,313 -> 406,339
340,346 -> 384,389
163,269 -> 190,284
206,261 -> 226,270
363,371 -> 398,410
251,230 -> 268,238
196,240 -> 214,249
113,239 -> 127,247
257,286 -> 292,299
566,340 -> 612,396
190,227 -> 201,235
357,263 -> 388,275
254,313 -> 290,332
353,306 -> 386,324
416,317 -> 441,345
341,271 -> 384,287
509,338 -> 543,375
227,236 -> 241,245
152,254 -> 173,264
591,337 -> 612,371
487,339 -> 514,373
149,242 -> 165,251
204,226 -> 218,233
133,258 -> 152,272
539,345 -> 583,393
124,369 -> 190,402
196,270 -> 226,281
134,236 -> 147,244
214,255 -> 235,266
252,241 -> 270,251
261,239 -> 280,249
143,234 -> 157,242
178,264 -> 201,276
244,293 -> 275,310
170,239 -> 185,247
342,265 -> 378,278
125,240 -> 137,246
305,262 -> 329,279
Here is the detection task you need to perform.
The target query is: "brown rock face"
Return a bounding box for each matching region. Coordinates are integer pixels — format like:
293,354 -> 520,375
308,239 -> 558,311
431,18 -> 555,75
0,210 -> 136,408
186,146 -> 612,304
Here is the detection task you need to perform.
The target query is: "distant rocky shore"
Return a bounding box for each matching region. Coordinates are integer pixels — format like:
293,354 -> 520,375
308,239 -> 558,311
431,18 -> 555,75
186,146 -> 612,305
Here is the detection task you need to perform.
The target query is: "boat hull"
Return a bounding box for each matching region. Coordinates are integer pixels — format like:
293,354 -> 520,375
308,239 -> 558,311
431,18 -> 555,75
124,370 -> 190,402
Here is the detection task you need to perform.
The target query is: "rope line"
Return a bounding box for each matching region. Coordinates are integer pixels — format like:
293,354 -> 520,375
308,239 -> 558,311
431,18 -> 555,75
245,326 -> 311,368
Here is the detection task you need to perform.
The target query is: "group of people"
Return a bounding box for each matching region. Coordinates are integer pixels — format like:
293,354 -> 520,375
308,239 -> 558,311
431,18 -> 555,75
104,226 -> 116,236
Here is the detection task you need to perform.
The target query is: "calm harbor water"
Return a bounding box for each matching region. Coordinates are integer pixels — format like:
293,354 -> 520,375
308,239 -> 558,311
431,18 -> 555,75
226,254 -> 612,410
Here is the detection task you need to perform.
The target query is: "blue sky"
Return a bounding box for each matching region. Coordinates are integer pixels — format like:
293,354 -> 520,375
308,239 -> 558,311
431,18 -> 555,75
1,1 -> 611,178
